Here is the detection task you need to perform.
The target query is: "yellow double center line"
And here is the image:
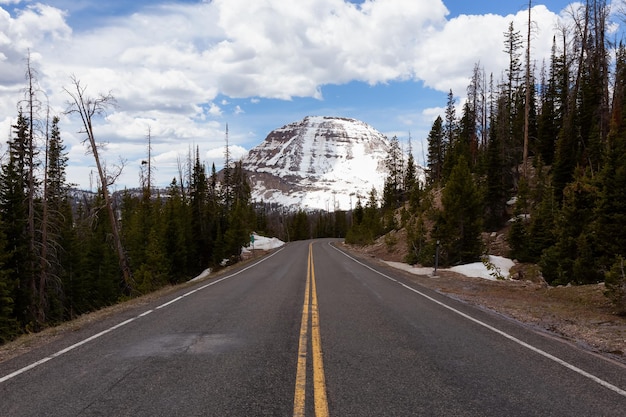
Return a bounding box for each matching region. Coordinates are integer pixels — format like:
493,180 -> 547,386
293,243 -> 329,417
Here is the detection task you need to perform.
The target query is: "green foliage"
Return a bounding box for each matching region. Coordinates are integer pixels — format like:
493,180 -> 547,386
0,114 -> 260,343
346,189 -> 381,245
426,116 -> 445,185
536,39 -> 561,166
384,233 -> 397,251
0,111 -> 34,328
290,210 -> 310,241
481,256 -> 506,280
134,228 -> 169,294
605,256 -> 626,314
435,156 -> 483,266
483,109 -> 508,231
404,215 -> 427,265
508,178 -> 531,262
539,173 -> 603,285
0,222 -> 18,343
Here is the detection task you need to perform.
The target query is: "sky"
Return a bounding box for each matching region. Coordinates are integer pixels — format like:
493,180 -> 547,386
0,0 -> 617,191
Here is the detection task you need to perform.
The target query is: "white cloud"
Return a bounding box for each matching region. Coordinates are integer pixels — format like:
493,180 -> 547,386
208,102 -> 222,117
0,1 -> 578,188
415,5 -> 561,95
203,144 -> 248,172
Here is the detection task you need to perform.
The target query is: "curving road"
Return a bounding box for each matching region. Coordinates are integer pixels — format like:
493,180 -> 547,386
1,239 -> 625,416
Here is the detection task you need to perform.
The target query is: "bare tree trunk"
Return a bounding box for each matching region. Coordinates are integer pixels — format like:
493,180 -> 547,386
141,127 -> 154,196
571,2 -> 590,110
523,0 -> 532,179
64,76 -> 133,292
24,53 -> 44,325
39,106 -> 50,325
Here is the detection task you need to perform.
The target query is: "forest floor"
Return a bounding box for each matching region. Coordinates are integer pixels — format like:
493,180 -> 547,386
342,234 -> 626,366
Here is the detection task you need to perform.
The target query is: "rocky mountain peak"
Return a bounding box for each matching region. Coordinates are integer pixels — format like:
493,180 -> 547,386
242,116 -> 392,211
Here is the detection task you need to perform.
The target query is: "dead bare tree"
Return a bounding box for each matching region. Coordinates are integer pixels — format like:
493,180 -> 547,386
523,0 -> 532,179
21,52 -> 45,325
140,127 -> 155,195
64,75 -> 133,292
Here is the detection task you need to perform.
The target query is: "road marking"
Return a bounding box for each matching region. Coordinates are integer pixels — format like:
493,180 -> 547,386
331,243 -> 626,399
293,250 -> 311,417
310,244 -> 329,417
0,247 -> 285,385
293,243 -> 329,417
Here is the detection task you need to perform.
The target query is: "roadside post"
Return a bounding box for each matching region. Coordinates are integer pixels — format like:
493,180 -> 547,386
433,240 -> 440,277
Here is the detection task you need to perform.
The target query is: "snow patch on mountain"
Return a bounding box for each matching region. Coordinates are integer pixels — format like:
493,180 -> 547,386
242,116 -> 402,211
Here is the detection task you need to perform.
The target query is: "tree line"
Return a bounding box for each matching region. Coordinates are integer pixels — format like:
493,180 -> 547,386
346,0 -> 626,313
0,61 -> 259,343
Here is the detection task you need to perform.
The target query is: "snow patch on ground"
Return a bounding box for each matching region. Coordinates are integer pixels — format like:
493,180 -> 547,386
190,234 -> 285,282
242,234 -> 285,252
385,255 -> 515,281
190,268 -> 212,282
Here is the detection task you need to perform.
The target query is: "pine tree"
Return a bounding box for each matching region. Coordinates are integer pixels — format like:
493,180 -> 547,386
504,21 -> 523,104
41,115 -> 73,323
539,170 -> 602,285
353,197 -> 364,226
403,137 -> 420,209
67,194 -> 120,315
426,116 -> 445,185
346,188 -> 381,245
593,43 -> 626,296
0,219 -> 18,343
223,162 -> 253,261
0,111 -> 34,328
525,162 -> 556,261
435,156 -> 483,265
536,37 -> 561,166
452,101 -> 476,167
189,148 -> 210,270
290,210 -> 310,241
484,96 -> 508,230
164,178 -> 191,282
441,91 -> 457,182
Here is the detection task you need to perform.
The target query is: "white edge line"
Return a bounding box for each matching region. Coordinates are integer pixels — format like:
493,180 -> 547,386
330,242 -> 626,398
0,247 -> 285,385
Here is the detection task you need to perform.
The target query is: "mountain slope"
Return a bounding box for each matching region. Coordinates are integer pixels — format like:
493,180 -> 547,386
242,116 -> 391,211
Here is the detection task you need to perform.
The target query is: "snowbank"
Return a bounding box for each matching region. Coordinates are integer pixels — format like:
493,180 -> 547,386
450,256 -> 515,280
190,234 -> 285,282
242,234 -> 285,252
385,255 -> 515,281
190,268 -> 212,282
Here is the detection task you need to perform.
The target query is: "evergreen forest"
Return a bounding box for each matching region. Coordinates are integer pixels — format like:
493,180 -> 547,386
2,0 -> 626,344
0,67 -> 270,343
346,2 -> 626,315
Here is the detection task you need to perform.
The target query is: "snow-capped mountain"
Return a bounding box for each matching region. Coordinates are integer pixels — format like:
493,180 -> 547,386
242,116 -> 392,211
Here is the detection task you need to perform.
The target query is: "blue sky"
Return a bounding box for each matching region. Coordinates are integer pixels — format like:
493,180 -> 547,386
0,0 -> 610,189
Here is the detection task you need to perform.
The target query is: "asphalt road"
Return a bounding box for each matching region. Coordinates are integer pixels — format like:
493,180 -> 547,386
1,239 -> 625,416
